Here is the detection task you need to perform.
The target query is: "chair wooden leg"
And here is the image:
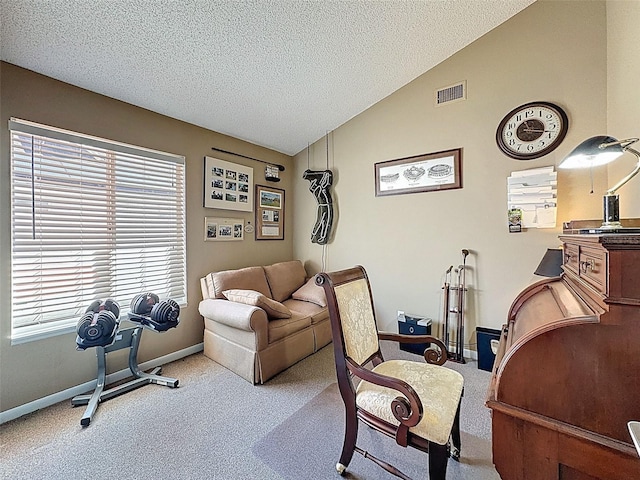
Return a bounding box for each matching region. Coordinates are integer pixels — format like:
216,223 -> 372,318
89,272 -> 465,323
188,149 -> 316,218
428,441 -> 449,480
450,400 -> 462,461
337,407 -> 358,474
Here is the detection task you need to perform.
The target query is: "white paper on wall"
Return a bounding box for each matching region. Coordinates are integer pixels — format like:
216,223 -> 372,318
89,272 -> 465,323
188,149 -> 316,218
507,166 -> 557,228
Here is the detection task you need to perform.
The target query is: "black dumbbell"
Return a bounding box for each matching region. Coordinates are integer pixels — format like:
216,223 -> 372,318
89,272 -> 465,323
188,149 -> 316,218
82,312 -> 112,341
76,311 -> 97,340
150,299 -> 180,324
76,299 -> 120,344
85,298 -> 120,317
130,292 -> 159,316
102,298 -> 120,318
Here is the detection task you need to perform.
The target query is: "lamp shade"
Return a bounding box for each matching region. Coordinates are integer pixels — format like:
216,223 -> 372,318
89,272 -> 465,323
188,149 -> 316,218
558,135 -> 624,169
534,248 -> 563,277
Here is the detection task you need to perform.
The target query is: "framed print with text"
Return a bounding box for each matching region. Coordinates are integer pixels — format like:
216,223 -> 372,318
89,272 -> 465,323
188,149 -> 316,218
203,156 -> 253,211
255,185 -> 284,240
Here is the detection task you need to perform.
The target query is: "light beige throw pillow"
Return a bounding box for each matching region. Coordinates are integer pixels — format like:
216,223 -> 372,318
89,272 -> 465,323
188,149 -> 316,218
291,277 -> 327,307
222,289 -> 291,319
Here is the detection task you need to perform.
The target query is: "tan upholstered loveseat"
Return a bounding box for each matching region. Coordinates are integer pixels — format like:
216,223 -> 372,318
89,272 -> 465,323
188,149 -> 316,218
198,260 -> 330,384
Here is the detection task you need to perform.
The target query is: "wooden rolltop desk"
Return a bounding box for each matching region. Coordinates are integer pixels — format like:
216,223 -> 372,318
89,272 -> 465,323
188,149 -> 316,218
486,234 -> 640,480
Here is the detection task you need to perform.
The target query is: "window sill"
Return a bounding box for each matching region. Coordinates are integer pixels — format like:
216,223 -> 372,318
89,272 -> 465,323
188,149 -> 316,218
11,323 -> 76,346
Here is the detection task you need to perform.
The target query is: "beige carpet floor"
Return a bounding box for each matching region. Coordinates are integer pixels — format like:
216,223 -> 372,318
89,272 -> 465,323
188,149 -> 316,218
1,342 -> 498,479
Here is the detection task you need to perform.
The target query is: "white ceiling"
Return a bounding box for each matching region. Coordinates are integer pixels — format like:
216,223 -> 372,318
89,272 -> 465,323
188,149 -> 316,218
1,0 -> 535,156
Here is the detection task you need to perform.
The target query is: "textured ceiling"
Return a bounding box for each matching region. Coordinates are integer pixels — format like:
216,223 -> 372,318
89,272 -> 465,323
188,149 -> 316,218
1,0 -> 535,155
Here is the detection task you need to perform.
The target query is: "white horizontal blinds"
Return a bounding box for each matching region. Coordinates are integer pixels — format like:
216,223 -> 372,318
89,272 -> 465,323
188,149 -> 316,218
10,118 -> 186,337
111,149 -> 186,301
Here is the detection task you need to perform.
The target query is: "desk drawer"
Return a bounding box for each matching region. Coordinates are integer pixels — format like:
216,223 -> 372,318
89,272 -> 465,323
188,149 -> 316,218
579,246 -> 607,295
563,243 -> 579,275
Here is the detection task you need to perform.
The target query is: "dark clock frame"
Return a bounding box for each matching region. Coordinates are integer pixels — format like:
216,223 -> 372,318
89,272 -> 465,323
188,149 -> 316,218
496,101 -> 569,160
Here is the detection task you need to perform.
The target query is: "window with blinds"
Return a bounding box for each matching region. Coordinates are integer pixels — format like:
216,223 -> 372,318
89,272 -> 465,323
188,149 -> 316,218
9,118 -> 187,344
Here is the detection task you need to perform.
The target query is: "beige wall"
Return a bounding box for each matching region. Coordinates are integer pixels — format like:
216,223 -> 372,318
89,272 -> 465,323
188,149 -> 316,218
293,1 -> 613,345
0,63 -> 294,412
607,0 -> 640,217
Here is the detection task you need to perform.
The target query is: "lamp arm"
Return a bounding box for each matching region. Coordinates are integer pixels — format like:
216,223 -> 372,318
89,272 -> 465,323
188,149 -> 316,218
606,147 -> 640,195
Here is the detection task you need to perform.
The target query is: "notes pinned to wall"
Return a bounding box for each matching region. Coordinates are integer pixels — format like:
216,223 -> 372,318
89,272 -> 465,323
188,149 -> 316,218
507,166 -> 557,228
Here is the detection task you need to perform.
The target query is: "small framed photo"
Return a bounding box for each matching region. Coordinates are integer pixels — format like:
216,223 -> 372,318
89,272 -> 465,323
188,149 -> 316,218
508,208 -> 523,233
255,185 -> 284,240
204,217 -> 244,241
374,148 -> 462,197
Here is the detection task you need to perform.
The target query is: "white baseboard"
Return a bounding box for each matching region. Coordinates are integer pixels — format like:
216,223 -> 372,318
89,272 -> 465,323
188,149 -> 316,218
443,344 -> 478,361
465,347 -> 478,361
0,343 -> 204,425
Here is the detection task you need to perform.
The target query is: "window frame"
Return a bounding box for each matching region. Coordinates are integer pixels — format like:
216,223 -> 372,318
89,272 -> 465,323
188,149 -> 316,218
9,118 -> 187,344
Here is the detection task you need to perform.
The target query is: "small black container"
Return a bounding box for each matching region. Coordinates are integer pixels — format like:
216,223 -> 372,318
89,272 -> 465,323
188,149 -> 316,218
476,327 -> 501,372
398,315 -> 432,355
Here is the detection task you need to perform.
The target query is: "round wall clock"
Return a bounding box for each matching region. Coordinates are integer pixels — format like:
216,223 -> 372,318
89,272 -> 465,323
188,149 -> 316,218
496,101 -> 569,160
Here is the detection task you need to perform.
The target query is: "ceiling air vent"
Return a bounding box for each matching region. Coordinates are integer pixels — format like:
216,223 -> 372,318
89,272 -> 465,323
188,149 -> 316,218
435,81 -> 466,106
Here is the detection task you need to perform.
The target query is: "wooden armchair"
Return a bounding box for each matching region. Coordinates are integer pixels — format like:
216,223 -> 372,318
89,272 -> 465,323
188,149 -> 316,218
316,266 -> 464,480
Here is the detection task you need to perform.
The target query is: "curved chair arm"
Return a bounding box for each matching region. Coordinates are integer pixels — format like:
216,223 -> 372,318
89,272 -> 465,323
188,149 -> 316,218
378,331 -> 449,366
346,357 -> 423,428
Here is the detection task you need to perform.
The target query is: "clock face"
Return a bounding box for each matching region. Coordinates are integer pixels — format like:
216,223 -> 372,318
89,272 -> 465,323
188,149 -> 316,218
496,102 -> 568,160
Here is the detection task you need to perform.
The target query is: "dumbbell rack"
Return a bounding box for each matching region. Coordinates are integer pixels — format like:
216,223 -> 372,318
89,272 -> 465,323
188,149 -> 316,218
72,318 -> 179,427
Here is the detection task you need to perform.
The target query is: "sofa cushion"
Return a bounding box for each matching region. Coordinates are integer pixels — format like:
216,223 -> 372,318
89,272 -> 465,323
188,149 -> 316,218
206,266 -> 272,299
263,260 -> 307,303
291,276 -> 327,307
268,313 -> 312,343
223,289 -> 291,319
283,298 -> 329,325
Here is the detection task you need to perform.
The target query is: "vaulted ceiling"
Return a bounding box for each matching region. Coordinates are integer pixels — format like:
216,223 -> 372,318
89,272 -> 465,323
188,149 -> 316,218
1,0 -> 535,155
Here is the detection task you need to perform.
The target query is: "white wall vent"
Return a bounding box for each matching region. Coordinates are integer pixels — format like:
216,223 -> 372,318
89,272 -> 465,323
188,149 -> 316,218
435,81 -> 466,106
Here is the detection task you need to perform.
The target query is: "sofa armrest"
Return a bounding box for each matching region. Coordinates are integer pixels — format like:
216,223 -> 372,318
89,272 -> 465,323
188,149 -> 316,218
199,298 -> 268,333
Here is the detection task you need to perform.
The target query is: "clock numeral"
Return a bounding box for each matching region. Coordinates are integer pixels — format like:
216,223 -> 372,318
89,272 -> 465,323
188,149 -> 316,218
525,110 -> 535,118
507,122 -> 517,130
